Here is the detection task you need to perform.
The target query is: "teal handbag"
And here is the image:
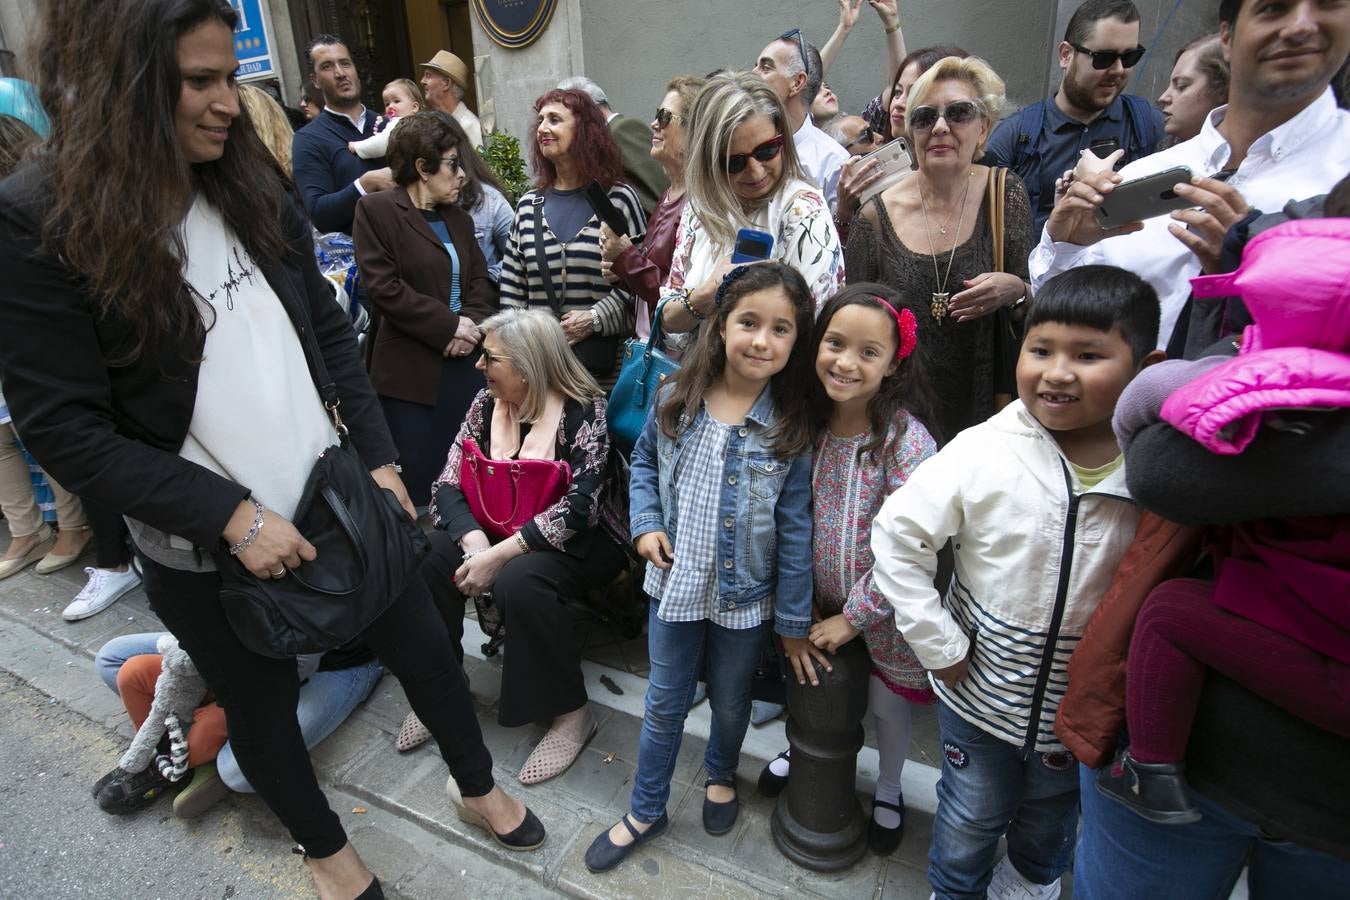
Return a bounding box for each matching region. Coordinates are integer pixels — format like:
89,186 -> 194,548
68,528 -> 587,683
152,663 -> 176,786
608,299 -> 679,454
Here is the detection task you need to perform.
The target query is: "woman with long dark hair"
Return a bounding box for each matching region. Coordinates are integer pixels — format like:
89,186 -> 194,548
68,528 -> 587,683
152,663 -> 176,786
499,88 -> 646,387
0,3 -> 542,896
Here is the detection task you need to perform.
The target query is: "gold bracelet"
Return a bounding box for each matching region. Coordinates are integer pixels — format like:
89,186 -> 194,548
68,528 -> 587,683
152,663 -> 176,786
515,532 -> 530,554
884,20 -> 902,34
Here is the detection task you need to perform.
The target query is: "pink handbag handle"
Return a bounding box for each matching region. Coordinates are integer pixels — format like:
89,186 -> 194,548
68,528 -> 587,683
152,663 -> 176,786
469,455 -> 523,532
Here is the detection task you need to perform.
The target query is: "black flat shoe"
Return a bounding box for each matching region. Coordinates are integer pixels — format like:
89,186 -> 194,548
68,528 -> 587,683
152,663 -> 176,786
95,766 -> 172,815
867,798 -> 905,855
702,778 -> 739,835
757,750 -> 790,797
585,812 -> 668,873
90,767 -> 121,799
355,876 -> 384,899
1095,749 -> 1201,825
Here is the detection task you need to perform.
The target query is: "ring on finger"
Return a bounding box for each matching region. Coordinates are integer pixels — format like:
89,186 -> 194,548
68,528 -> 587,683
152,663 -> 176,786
270,567 -> 286,578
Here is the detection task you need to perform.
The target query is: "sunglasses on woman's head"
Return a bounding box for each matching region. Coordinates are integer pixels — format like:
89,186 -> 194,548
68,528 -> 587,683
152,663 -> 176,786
654,107 -> 682,129
909,100 -> 981,133
1069,42 -> 1146,70
725,134 -> 785,174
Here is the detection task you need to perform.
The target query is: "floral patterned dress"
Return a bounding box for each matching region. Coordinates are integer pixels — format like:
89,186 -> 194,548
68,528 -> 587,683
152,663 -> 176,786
813,413 -> 937,700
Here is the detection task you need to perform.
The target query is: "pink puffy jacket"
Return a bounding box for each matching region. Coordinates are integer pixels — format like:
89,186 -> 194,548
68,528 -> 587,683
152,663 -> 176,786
1162,218 -> 1350,454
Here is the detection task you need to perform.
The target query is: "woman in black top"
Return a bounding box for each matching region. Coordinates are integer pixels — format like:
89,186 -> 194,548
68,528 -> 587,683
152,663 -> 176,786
0,3 -> 541,896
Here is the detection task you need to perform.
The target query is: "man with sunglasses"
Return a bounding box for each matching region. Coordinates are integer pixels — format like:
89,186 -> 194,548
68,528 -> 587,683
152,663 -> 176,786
1033,0 -> 1350,355
755,29 -> 850,213
985,0 -> 1164,232
824,114 -> 882,157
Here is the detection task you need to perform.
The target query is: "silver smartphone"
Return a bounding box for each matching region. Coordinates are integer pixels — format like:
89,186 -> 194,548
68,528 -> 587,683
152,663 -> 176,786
857,139 -> 914,203
1094,165 -> 1194,227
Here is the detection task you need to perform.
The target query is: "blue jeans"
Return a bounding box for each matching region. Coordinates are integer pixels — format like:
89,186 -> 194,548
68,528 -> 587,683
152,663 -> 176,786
94,632 -> 383,793
1076,763 -> 1350,899
629,603 -> 769,822
929,701 -> 1080,900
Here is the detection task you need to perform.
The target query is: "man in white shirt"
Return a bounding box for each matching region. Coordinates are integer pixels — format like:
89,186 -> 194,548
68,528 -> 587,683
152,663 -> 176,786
1031,0 -> 1350,350
754,30 -> 849,213
420,50 -> 484,150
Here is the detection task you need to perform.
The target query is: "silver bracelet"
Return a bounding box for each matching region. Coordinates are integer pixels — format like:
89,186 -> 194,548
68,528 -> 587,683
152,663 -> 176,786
377,462 -> 403,473
227,498 -> 265,556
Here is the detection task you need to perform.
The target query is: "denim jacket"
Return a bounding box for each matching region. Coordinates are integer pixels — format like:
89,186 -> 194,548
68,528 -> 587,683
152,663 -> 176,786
629,385 -> 813,637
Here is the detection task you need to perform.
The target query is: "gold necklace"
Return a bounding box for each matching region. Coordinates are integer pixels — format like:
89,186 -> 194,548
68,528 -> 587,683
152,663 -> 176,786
918,170 -> 974,321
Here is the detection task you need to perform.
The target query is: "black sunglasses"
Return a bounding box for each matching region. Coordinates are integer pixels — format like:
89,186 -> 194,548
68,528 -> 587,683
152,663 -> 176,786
726,134 -> 785,174
654,107 -> 683,129
1069,41 -> 1146,70
909,100 -> 982,133
780,28 -> 810,74
843,127 -> 877,151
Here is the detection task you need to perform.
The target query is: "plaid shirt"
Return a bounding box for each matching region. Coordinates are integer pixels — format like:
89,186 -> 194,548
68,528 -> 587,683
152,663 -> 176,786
644,407 -> 772,629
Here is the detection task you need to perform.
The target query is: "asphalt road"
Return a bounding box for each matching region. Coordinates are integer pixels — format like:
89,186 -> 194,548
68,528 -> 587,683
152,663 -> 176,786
0,670 -> 316,899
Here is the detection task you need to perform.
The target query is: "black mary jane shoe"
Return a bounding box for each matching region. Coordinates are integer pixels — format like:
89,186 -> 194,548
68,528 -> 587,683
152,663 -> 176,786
702,777 -> 740,836
1095,748 -> 1201,825
585,811 -> 669,873
756,750 -> 790,797
867,797 -> 905,855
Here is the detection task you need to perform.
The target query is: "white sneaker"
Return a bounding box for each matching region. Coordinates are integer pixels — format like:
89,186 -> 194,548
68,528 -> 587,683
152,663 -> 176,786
987,855 -> 1062,900
62,566 -> 141,621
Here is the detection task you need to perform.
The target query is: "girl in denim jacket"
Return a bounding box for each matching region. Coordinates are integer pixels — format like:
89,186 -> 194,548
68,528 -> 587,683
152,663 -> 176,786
585,262 -> 817,873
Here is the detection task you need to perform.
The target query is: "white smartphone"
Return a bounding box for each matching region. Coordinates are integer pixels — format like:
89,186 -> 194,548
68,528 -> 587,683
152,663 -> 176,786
857,139 -> 914,203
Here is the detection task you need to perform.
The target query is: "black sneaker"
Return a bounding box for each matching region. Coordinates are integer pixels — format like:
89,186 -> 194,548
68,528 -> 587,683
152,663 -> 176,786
95,766 -> 172,815
1095,749 -> 1201,825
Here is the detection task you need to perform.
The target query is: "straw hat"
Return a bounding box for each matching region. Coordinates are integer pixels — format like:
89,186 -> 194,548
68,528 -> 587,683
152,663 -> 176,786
420,50 -> 470,91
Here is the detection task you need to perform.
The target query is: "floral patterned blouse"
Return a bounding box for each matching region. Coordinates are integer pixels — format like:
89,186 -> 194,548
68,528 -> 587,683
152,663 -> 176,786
660,177 -> 845,319
429,389 -> 629,558
813,412 -> 937,698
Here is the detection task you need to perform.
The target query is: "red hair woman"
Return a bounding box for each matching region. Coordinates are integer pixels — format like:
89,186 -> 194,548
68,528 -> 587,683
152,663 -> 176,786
499,89 -> 647,387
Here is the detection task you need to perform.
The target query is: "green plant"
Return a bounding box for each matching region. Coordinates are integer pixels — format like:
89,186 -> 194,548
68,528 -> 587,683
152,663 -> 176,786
481,129 -> 531,205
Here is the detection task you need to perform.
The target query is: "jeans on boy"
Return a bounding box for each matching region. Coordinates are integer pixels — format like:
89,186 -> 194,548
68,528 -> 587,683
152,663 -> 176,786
95,632 -> 383,792
629,601 -> 769,823
1075,764 -> 1350,900
929,701 -> 1079,899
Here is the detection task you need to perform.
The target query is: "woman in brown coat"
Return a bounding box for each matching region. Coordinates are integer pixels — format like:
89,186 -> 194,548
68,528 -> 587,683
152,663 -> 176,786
354,112 -> 498,507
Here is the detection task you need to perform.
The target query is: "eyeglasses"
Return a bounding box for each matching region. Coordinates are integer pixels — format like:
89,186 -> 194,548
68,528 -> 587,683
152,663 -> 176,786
780,28 -> 810,74
1068,42 -> 1146,70
479,348 -> 511,367
725,134 -> 785,174
843,127 -> 877,151
654,107 -> 683,129
440,155 -> 462,172
909,100 -> 983,133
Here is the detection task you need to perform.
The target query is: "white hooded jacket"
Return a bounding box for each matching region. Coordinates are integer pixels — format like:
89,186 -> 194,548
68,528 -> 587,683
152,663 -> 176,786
871,401 -> 1141,752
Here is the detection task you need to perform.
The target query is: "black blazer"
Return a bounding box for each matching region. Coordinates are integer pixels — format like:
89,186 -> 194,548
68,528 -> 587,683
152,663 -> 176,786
0,166 -> 397,549
353,187 -> 498,406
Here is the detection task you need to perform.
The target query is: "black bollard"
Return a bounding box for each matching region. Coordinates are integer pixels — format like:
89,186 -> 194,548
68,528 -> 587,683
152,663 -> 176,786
770,635 -> 871,871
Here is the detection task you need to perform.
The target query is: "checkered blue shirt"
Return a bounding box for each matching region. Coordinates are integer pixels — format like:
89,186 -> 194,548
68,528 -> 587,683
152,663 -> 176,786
644,407 -> 772,630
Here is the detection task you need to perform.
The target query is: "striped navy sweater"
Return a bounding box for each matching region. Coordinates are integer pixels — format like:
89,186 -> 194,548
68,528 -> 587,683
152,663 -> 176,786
499,184 -> 646,337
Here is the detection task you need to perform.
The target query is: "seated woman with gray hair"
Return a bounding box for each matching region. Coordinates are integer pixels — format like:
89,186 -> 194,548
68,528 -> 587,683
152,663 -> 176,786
410,309 -> 631,784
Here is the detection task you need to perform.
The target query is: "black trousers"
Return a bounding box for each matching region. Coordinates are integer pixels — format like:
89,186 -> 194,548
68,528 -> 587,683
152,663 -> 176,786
378,355 -> 484,508
140,550 -> 495,859
83,496 -> 132,569
426,531 -> 628,728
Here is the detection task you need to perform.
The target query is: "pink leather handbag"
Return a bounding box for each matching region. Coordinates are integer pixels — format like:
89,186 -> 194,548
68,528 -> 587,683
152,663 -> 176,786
458,438 -> 571,541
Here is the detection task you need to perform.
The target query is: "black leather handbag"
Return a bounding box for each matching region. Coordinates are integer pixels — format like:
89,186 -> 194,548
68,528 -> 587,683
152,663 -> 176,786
215,299 -> 430,659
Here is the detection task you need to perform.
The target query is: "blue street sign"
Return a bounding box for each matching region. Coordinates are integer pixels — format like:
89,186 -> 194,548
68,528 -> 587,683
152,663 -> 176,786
230,0 -> 274,79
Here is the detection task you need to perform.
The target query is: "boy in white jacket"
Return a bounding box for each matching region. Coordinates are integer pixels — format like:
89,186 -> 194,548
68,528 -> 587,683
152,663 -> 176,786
872,266 -> 1164,900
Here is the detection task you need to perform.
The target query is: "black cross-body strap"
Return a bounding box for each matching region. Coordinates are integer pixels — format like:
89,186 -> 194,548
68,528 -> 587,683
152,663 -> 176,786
532,195 -> 564,317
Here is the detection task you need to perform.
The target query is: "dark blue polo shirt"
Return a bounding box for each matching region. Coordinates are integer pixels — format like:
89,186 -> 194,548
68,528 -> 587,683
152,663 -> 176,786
985,93 -> 1165,234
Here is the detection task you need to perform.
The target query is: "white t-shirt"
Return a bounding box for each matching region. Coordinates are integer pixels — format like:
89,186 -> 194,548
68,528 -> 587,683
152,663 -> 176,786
177,197 -> 338,522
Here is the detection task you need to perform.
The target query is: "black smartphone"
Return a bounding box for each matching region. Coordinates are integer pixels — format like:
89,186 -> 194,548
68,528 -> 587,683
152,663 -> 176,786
1088,138 -> 1121,160
584,180 -> 629,236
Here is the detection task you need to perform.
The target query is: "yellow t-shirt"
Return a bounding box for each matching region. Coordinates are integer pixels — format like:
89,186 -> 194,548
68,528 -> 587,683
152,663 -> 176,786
1069,454 -> 1123,491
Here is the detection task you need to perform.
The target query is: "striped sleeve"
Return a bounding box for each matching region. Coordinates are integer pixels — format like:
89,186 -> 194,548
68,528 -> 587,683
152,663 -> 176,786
498,194 -> 531,309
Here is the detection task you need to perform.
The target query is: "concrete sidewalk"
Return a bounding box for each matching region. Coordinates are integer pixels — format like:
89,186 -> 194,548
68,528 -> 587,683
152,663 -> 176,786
0,529 -> 942,899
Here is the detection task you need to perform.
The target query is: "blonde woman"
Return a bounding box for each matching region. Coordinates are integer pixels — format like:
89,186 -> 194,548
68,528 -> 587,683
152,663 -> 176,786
420,309 -> 631,783
239,84 -> 294,175
1158,34 -> 1229,144
845,55 -> 1033,442
660,71 -> 843,334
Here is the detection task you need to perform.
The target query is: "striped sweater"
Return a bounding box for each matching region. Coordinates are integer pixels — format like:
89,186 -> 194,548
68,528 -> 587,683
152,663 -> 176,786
499,183 -> 646,337
872,401 -> 1141,752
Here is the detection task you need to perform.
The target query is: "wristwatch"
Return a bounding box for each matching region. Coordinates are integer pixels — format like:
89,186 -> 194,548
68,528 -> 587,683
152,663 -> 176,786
591,309 -> 602,333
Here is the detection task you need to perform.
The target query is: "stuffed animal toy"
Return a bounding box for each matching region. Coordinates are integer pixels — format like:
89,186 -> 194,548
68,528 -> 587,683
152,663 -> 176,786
93,634 -> 210,814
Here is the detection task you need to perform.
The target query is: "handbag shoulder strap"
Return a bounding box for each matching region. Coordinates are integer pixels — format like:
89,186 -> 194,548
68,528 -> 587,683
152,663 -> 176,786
531,195 -> 564,317
270,262 -> 347,438
987,166 -> 1007,274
